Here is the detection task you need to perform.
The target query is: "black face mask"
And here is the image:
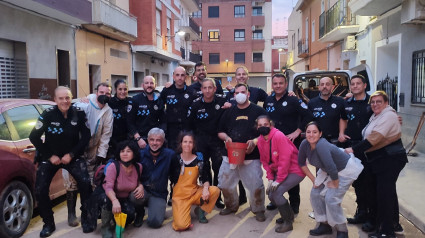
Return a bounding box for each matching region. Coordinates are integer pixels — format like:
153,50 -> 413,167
121,160 -> 133,168
258,126 -> 271,136
98,95 -> 110,105
149,146 -> 162,154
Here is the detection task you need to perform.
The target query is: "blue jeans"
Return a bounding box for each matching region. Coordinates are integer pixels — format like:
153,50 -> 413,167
140,190 -> 167,228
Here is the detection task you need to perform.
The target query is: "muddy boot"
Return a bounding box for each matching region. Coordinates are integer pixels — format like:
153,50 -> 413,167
101,208 -> 114,238
275,203 -> 294,233
66,191 -> 79,227
347,208 -> 367,224
195,206 -> 208,223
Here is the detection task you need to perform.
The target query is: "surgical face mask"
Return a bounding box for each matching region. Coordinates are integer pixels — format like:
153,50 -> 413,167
235,93 -> 247,104
258,126 -> 271,136
97,95 -> 110,105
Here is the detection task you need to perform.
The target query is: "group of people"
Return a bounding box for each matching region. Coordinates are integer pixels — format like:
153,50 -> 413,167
29,62 -> 407,238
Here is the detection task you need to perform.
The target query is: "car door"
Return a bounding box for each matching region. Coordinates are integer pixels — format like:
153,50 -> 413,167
6,104 -> 65,199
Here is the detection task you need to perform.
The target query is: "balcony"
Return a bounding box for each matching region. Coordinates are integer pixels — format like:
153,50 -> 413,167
298,40 -> 309,58
318,0 -> 359,42
252,15 -> 265,27
189,52 -> 201,63
349,0 -> 402,16
83,0 -> 137,42
179,18 -> 201,40
2,0 -> 92,24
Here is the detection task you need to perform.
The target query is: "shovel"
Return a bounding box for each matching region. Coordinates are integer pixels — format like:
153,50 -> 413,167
405,111 -> 425,156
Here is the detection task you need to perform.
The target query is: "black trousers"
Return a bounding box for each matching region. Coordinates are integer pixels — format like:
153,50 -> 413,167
352,153 -> 370,212
35,158 -> 92,225
196,135 -> 224,187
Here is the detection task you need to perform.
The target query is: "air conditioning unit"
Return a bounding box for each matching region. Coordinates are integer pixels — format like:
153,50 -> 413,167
344,35 -> 356,50
401,0 -> 425,24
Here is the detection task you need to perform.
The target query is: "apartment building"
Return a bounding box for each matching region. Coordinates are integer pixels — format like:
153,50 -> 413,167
130,0 -> 200,87
191,0 -> 272,90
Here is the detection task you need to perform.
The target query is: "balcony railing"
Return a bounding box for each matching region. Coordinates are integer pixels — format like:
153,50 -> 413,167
319,0 -> 356,39
298,39 -> 309,58
189,18 -> 200,36
189,52 -> 201,63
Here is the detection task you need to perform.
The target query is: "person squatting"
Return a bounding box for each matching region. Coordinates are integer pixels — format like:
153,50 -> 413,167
30,67 -> 407,238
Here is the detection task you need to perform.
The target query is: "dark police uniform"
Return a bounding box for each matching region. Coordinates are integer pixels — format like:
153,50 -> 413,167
108,95 -> 130,157
189,80 -> 224,97
308,94 -> 348,142
127,91 -> 166,140
263,91 -> 313,212
29,105 -> 92,229
160,84 -> 197,150
344,94 -> 375,224
187,94 -> 227,187
226,86 -> 268,104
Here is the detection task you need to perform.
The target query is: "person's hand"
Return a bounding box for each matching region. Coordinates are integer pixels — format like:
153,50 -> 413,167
112,199 -> 121,214
338,133 -> 350,143
344,147 -> 354,154
201,186 -> 210,201
327,179 -> 339,189
226,85 -> 234,91
49,155 -> 61,165
287,130 -> 301,142
137,138 -> 147,149
246,140 -> 256,154
266,180 -> 273,194
61,154 -> 72,165
288,91 -> 296,97
344,92 -> 353,100
165,82 -> 173,88
224,136 -> 232,149
270,181 -> 280,192
221,102 -> 232,109
133,184 -> 144,199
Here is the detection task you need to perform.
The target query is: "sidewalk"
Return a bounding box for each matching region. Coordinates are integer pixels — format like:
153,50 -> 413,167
397,151 -> 425,233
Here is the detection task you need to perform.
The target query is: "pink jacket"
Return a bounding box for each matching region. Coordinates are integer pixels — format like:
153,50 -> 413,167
257,128 -> 305,183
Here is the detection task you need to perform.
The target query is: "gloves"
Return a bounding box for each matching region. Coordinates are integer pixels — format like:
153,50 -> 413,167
266,180 -> 273,194
270,181 -> 280,192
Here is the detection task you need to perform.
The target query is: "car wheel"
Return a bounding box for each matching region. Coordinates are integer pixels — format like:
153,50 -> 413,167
0,181 -> 33,238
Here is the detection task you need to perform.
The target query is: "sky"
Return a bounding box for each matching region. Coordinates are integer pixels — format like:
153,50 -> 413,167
272,0 -> 297,36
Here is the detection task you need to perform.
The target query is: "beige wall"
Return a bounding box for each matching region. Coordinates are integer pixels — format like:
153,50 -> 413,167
75,29 -> 132,97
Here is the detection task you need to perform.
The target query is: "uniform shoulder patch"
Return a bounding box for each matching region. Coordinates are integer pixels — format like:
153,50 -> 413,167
73,106 -> 84,111
44,106 -> 54,112
193,97 -> 202,103
216,94 -> 227,98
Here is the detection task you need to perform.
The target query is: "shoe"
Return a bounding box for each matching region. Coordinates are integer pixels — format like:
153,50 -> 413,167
195,206 -> 208,223
266,202 -> 277,210
276,218 -> 284,224
215,199 -> 225,209
337,231 -> 349,238
308,211 -> 315,219
82,224 -> 95,233
347,209 -> 367,224
167,199 -> 172,206
275,203 -> 294,233
40,223 -> 56,238
66,191 -> 79,227
133,212 -> 144,227
219,207 -> 237,215
394,223 -> 404,235
309,223 -> 333,236
362,222 -> 376,232
368,232 -> 396,238
255,212 -> 266,222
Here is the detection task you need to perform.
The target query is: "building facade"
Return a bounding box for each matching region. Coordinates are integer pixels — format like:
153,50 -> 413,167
191,0 -> 272,90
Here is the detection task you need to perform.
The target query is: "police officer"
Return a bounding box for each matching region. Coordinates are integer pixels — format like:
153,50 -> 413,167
160,66 -> 197,150
308,77 -> 348,144
225,66 -> 268,104
29,86 -> 92,237
189,61 -> 224,96
128,76 -> 166,148
263,73 -> 313,213
187,78 -> 230,208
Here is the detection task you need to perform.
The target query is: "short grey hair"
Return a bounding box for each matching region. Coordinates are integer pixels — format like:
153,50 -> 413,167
148,127 -> 165,139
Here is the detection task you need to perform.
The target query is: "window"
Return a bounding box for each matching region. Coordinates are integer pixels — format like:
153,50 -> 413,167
208,30 -> 219,41
234,53 -> 245,64
208,6 -> 219,18
253,52 -> 263,62
234,5 -> 245,17
312,20 -> 315,42
209,53 -> 220,64
192,3 -> 202,18
234,29 -> 245,41
252,6 -> 263,16
412,49 -> 425,104
7,105 -> 40,139
253,29 -> 263,39
156,10 -> 161,35
0,114 -> 11,141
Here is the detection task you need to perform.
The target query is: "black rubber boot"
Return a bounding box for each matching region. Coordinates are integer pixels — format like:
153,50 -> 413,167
309,222 -> 333,236
195,206 -> 208,223
215,192 -> 225,209
40,222 -> 56,238
134,208 -> 145,227
66,191 -> 79,227
275,203 -> 294,233
347,208 -> 367,224
101,208 -> 114,238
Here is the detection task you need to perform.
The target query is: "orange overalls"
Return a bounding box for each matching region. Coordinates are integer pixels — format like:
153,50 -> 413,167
172,165 -> 220,231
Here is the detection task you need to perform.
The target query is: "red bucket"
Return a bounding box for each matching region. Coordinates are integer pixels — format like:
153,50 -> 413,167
227,142 -> 248,165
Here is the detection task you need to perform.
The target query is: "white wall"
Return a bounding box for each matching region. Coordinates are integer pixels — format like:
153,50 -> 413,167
263,1 -> 273,73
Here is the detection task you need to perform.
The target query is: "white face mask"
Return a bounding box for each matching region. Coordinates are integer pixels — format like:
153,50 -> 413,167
235,93 -> 247,104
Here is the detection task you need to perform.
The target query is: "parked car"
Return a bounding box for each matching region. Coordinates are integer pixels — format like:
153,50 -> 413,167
0,99 -> 66,238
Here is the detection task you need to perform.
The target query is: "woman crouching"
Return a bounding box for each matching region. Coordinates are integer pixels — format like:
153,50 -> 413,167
172,132 -> 220,231
255,115 -> 305,233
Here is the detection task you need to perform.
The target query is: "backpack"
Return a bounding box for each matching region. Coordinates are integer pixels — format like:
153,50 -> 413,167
93,159 -> 141,186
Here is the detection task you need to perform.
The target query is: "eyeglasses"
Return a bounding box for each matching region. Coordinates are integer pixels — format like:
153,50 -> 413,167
370,100 -> 383,105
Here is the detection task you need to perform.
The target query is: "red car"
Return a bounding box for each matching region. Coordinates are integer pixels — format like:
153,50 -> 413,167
0,99 -> 66,238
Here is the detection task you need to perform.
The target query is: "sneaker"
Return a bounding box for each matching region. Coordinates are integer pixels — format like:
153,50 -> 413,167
255,212 -> 266,222
394,223 -> 404,235
308,211 -> 315,219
